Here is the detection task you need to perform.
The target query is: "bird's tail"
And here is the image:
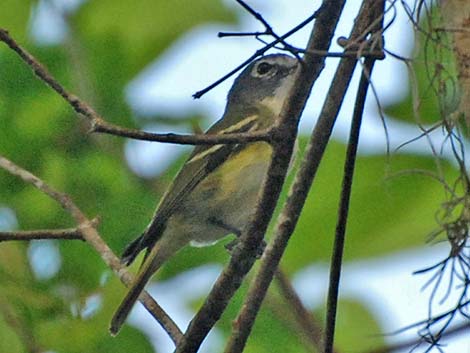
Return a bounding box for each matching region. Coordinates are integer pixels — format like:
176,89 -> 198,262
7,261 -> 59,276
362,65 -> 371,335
110,241 -> 167,335
120,234 -> 146,266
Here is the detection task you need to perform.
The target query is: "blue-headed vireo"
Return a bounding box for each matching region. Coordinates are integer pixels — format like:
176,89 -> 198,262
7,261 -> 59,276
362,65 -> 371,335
110,54 -> 299,334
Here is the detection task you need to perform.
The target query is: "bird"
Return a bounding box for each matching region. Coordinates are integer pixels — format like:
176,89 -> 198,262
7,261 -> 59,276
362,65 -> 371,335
110,54 -> 299,335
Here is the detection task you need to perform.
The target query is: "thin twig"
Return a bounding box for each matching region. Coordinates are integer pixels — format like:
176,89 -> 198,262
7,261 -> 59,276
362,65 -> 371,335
387,299 -> 470,335
193,10 -> 320,99
219,31 -> 386,60
0,155 -> 183,344
233,0 -> 301,59
324,2 -> 384,351
302,49 -> 384,59
218,31 -> 267,38
223,1 -> 383,352
324,56 -> 377,353
364,320 -> 470,353
0,228 -> 83,241
0,28 -> 271,146
219,31 -> 385,59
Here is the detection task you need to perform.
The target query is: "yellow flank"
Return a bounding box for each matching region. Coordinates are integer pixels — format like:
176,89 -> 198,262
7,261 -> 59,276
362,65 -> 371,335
210,142 -> 272,197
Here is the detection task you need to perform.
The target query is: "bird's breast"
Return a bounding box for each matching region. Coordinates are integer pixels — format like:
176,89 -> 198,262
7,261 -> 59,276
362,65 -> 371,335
169,142 -> 272,246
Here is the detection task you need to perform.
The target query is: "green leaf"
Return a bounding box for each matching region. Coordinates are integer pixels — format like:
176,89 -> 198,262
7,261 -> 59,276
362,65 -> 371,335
384,7 -> 459,124
0,312 -> 24,353
0,0 -> 33,43
74,0 -> 236,76
36,315 -> 154,353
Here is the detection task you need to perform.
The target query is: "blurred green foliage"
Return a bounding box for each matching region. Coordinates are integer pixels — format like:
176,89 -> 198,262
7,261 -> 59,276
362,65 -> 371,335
0,1 -> 457,353
384,6 -> 459,124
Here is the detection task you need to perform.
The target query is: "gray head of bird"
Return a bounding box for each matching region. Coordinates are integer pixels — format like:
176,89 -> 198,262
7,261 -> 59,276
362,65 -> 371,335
226,54 -> 299,120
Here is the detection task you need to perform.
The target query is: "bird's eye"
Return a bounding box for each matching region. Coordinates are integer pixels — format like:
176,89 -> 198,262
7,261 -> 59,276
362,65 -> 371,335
257,62 -> 273,75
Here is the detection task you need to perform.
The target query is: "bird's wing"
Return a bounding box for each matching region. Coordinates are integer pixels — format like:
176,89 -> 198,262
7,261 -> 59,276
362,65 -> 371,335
111,116 -> 262,334
140,113 -> 260,248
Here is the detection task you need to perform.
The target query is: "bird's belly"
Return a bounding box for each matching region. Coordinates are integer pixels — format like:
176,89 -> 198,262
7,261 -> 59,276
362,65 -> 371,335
170,142 -> 271,246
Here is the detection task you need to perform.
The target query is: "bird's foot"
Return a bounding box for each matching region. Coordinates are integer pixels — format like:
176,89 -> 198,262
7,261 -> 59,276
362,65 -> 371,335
224,238 -> 266,259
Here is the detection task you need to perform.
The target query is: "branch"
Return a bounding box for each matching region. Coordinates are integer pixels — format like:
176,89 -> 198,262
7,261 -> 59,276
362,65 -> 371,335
93,121 -> 272,145
223,1 -> 386,352
232,0 -> 301,59
324,4 -> 386,353
0,28 -> 270,146
0,228 -> 83,241
324,56 -> 378,353
0,155 -> 183,344
301,49 -> 384,59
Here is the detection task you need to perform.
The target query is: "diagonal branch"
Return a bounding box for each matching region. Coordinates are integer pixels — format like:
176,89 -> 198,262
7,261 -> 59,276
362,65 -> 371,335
224,1 -> 385,352
0,155 -> 183,344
